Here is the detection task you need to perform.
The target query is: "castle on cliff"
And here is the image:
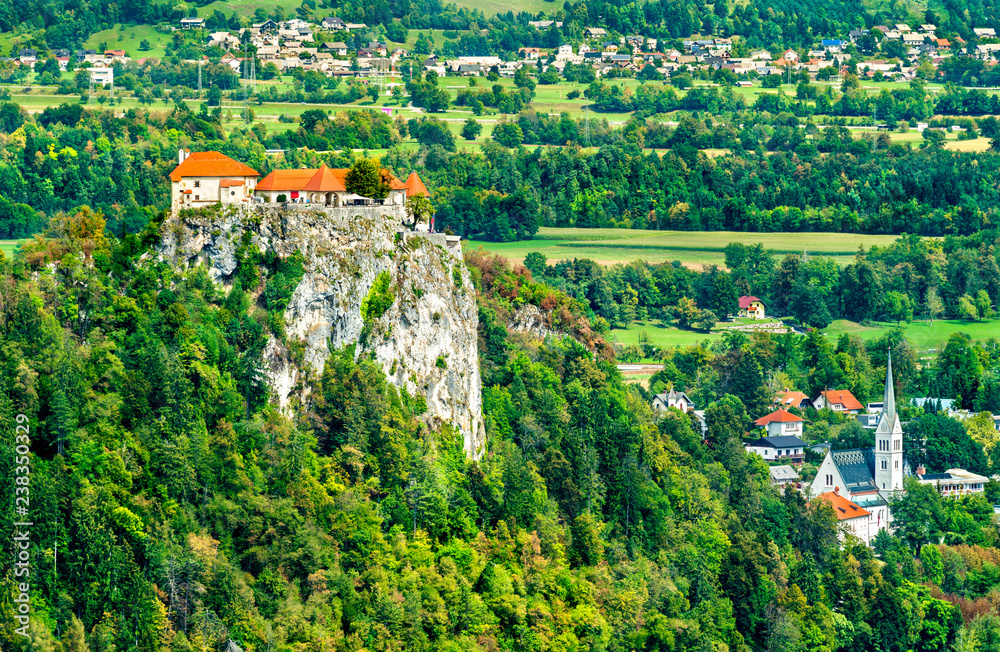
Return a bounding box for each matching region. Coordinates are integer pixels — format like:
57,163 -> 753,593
169,150 -> 428,214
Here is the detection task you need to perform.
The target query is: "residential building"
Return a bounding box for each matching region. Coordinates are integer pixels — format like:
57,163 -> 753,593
180,17 -> 205,29
776,389 -> 813,410
585,27 -> 607,38
745,435 -> 807,464
915,467 -> 988,496
322,16 -> 346,30
170,150 -> 260,213
754,408 -> 805,438
651,387 -> 695,413
814,389 -> 864,413
770,465 -> 801,488
817,489 -> 874,545
738,295 -> 766,319
89,65 -> 114,86
974,28 -> 997,38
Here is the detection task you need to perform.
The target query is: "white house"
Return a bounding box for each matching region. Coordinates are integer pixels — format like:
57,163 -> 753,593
915,467 -> 988,496
753,408 -> 805,438
169,150 -> 260,214
89,65 -> 114,86
652,387 -> 694,412
745,435 -> 807,464
770,465 -> 801,488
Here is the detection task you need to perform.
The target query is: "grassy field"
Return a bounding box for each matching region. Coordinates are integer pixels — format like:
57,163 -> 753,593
610,319 -> 722,348
0,241 -> 21,258
470,227 -> 902,268
84,25 -> 171,59
824,318 -> 1000,352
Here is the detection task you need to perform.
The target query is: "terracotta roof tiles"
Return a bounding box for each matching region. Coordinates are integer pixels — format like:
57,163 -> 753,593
169,151 -> 260,182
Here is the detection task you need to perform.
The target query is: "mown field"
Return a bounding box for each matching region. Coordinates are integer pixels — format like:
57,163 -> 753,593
610,319 -> 723,348
0,241 -> 21,258
470,227 -> 903,268
824,318 -> 1000,352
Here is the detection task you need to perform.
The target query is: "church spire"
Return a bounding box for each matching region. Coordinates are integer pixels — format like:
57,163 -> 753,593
883,349 -> 895,420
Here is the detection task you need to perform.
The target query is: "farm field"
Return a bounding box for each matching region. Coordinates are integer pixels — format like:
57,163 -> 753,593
469,227 -> 902,268
824,318 -> 1000,352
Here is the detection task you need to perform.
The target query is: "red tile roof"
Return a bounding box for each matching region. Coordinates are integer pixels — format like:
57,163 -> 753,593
817,492 -> 870,521
739,295 -> 765,309
754,408 -> 805,426
219,179 -> 247,188
777,390 -> 811,408
255,168 -> 321,191
404,171 -> 429,198
302,164 -> 347,193
820,389 -> 864,411
169,151 -> 260,182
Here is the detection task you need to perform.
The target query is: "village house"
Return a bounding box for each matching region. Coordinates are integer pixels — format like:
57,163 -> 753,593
180,17 -> 205,29
88,64 -> 114,86
322,16 -> 346,30
169,150 -> 260,213
974,27 -> 997,38
651,387 -> 695,413
754,408 -> 805,438
519,47 -> 542,59
738,295 -> 766,319
585,27 -> 607,39
814,389 -> 864,414
915,467 -> 989,496
770,465 -> 801,489
745,434 -> 807,464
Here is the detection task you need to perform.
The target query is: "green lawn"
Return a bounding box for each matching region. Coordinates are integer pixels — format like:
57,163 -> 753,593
0,241 -> 21,258
824,318 -> 1000,352
470,227 -> 902,268
84,25 -> 171,59
611,319 -> 722,348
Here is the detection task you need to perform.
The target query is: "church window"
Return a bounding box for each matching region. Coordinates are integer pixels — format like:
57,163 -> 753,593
881,460 -> 887,470
826,474 -> 833,486
895,461 -> 899,469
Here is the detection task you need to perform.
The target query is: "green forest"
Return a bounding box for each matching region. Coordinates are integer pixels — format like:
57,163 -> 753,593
3,208 -> 1000,651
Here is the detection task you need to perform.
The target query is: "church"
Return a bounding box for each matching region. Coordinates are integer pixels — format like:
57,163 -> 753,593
809,352 -> 906,541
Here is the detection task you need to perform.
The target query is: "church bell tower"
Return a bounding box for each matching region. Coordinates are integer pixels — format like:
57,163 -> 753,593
874,350 -> 904,493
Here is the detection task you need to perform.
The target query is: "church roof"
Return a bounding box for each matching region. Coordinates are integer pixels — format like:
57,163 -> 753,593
169,151 -> 260,182
830,448 -> 878,494
817,491 -> 871,521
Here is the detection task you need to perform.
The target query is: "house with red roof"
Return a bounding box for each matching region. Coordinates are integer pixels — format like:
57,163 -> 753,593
776,389 -> 813,410
816,489 -> 873,544
738,295 -> 766,319
753,408 -> 805,438
814,389 -> 864,414
254,164 -> 427,207
169,150 -> 261,213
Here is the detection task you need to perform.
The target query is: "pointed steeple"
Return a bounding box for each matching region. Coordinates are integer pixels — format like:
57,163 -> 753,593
883,349 -> 895,420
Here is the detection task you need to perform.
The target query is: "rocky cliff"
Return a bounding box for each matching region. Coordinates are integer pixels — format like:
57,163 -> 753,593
158,204 -> 485,456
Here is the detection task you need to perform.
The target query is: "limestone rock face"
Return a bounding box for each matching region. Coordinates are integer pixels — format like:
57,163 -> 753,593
159,205 -> 485,456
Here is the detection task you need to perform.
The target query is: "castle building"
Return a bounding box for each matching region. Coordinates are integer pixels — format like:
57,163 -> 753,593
253,164 -> 428,206
169,150 -> 261,213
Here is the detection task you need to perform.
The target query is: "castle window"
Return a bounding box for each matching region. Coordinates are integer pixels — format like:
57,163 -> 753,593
194,181 -> 201,188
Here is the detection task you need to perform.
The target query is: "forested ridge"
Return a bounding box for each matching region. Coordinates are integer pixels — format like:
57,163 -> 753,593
2,200 -> 1000,651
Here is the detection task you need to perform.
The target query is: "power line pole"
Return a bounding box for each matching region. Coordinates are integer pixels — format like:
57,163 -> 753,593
198,59 -> 202,94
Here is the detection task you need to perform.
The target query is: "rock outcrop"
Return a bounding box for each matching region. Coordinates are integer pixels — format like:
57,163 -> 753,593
158,204 -> 485,456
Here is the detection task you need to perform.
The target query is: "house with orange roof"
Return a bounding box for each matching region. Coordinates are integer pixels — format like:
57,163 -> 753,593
253,164 -> 427,207
814,389 -> 864,414
169,150 -> 261,213
753,408 -> 805,438
738,295 -> 766,319
816,489 -> 873,544
776,389 -> 813,410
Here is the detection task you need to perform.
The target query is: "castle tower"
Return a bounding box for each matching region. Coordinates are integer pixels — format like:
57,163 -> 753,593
874,350 -> 904,492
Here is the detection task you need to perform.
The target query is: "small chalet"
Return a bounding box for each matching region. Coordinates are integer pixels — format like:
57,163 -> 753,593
745,435 -> 807,464
652,387 -> 695,413
816,489 -> 873,545
769,465 -> 800,488
169,150 -> 260,213
776,389 -> 813,410
738,295 -> 766,319
754,408 -> 805,438
585,27 -> 608,38
814,389 -> 864,414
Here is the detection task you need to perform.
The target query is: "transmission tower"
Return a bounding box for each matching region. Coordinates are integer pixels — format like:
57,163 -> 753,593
198,59 -> 202,93
584,105 -> 591,147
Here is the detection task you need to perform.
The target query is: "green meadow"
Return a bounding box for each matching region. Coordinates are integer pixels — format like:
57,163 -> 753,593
824,318 -> 1000,352
470,227 -> 902,268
